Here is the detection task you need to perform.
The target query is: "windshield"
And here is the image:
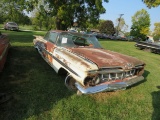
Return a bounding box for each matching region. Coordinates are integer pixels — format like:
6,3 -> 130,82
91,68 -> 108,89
56,32 -> 102,48
8,22 -> 17,26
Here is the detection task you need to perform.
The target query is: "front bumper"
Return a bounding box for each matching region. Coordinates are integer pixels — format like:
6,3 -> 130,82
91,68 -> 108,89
75,76 -> 144,94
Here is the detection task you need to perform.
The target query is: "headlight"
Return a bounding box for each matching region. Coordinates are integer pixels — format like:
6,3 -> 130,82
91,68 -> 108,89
84,75 -> 101,86
92,76 -> 100,85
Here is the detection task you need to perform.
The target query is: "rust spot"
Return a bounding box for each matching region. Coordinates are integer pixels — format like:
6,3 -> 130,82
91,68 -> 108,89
68,47 -> 144,68
60,49 -> 92,68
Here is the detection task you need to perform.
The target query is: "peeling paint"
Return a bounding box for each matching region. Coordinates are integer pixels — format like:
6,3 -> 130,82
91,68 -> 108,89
33,30 -> 146,94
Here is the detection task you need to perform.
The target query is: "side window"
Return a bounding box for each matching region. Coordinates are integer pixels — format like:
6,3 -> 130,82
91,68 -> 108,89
56,34 -> 75,47
44,32 -> 50,41
74,37 -> 90,46
49,32 -> 58,43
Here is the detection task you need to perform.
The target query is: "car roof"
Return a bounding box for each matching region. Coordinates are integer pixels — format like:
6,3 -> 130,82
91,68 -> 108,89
7,22 -> 17,24
50,30 -> 94,37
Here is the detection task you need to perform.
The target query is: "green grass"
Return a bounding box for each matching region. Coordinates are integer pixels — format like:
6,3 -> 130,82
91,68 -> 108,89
0,30 -> 160,120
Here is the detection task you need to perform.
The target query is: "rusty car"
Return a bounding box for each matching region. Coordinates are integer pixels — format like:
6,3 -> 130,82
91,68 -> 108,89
0,32 -> 10,72
33,30 -> 146,95
135,41 -> 160,54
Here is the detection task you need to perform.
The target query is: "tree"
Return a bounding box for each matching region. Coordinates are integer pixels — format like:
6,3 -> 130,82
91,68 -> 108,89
98,20 -> 115,35
152,22 -> 160,40
0,0 -> 31,25
28,0 -> 55,30
23,0 -> 109,30
130,9 -> 150,40
142,0 -> 160,8
115,17 -> 128,35
31,9 -> 56,30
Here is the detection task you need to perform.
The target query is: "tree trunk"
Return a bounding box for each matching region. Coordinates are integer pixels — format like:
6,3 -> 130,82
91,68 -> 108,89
56,17 -> 67,30
56,17 -> 61,30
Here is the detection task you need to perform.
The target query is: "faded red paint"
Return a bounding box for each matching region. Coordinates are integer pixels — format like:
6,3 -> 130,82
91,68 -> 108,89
46,41 -> 56,63
0,34 -> 10,72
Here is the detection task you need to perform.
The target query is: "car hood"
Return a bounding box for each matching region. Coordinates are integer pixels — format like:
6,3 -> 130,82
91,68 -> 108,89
69,47 -> 144,69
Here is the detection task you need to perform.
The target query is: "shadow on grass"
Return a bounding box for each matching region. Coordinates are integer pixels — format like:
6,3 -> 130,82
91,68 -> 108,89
0,46 -> 73,120
126,70 -> 150,90
0,30 -> 45,44
152,86 -> 160,120
143,70 -> 150,78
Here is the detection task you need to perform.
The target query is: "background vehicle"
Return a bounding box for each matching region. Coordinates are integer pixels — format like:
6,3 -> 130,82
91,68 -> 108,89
135,41 -> 160,54
4,22 -> 19,31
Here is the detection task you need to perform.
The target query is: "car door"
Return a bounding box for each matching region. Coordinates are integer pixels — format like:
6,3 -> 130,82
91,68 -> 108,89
44,31 -> 58,64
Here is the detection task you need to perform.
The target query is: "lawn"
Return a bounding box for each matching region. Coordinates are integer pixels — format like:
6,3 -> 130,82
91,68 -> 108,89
0,29 -> 160,120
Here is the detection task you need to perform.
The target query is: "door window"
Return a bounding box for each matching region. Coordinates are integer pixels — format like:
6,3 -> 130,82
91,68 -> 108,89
49,32 -> 58,43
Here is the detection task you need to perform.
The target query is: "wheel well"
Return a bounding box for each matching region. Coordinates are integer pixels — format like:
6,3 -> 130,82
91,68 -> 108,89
58,68 -> 68,76
34,47 -> 39,53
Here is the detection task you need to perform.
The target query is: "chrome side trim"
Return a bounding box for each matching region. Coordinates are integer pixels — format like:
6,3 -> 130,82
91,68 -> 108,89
75,76 -> 144,94
35,44 -> 80,77
0,44 -> 9,61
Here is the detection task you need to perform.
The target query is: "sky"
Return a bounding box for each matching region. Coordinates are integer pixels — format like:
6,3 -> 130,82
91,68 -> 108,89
100,0 -> 160,32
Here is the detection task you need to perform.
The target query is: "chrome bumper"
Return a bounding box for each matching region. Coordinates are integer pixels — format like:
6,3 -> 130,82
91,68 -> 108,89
75,76 -> 144,94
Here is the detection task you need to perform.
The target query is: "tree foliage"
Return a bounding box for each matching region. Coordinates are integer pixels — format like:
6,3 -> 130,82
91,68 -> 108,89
31,9 -> 56,30
24,0 -> 108,30
130,9 -> 150,40
142,0 -> 160,8
0,0 -> 31,25
152,22 -> 160,40
98,20 -> 115,35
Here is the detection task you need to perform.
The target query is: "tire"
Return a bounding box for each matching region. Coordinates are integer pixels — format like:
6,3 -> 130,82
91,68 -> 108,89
77,90 -> 83,96
65,74 -> 77,91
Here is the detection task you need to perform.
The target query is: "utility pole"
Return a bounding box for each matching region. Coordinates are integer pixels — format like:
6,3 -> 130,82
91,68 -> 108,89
117,14 -> 124,36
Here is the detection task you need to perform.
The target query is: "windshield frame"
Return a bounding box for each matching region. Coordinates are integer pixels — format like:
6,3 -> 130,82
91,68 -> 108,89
56,32 -> 102,48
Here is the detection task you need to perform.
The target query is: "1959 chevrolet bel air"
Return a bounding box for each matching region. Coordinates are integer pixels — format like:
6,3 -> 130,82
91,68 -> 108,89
33,30 -> 146,95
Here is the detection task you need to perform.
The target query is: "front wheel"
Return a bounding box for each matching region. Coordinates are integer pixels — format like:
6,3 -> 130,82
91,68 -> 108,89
65,74 -> 77,91
77,90 -> 82,96
65,74 -> 83,95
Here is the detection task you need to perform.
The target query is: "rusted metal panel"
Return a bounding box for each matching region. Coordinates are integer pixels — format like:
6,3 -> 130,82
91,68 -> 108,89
69,48 -> 144,69
0,34 -> 10,72
55,48 -> 98,71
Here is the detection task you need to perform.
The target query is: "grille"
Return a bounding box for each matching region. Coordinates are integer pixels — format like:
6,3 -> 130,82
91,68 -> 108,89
100,69 -> 136,82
